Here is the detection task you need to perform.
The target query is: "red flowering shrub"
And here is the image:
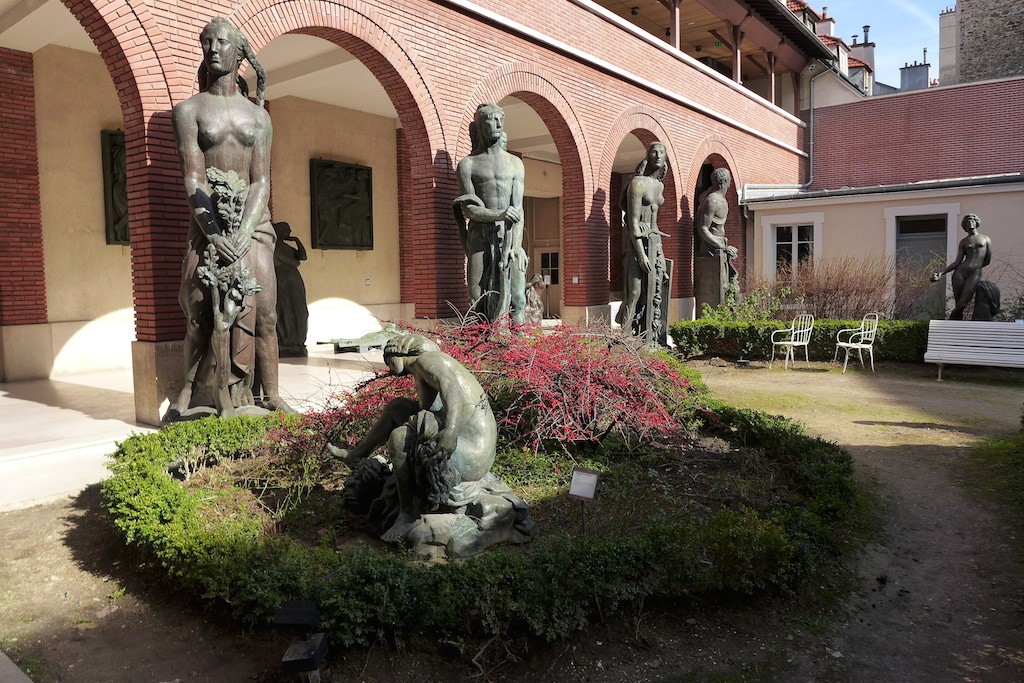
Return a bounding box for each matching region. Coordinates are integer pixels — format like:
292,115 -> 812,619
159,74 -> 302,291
266,373 -> 414,457
274,323 -> 706,455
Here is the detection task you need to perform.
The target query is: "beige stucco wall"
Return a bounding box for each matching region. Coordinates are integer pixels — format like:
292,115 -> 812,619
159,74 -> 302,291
34,44 -> 133,374
523,157 -> 562,198
800,68 -> 863,110
269,96 -> 403,343
749,185 -> 1024,296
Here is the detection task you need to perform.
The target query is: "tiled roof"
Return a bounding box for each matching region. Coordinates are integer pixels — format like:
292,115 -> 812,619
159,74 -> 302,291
848,56 -> 870,70
818,34 -> 851,50
786,0 -> 820,20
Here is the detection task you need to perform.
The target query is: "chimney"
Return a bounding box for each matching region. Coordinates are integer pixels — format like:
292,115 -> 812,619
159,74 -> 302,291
849,24 -> 876,72
815,7 -> 836,36
900,59 -> 930,91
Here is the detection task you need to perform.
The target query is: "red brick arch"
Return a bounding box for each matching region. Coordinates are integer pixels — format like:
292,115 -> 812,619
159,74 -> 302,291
596,107 -> 677,190
61,0 -> 181,341
456,64 -> 600,307
229,0 -> 450,316
686,135 -> 742,198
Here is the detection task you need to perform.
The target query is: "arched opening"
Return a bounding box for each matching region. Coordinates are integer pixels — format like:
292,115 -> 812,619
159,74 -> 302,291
607,132 -> 651,324
0,0 -> 137,378
496,95 -> 566,319
243,31 -> 415,343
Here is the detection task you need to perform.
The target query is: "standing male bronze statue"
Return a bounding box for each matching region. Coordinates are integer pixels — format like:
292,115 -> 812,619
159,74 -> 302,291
453,104 -> 527,323
166,17 -> 292,420
696,169 -> 737,282
617,141 -> 671,345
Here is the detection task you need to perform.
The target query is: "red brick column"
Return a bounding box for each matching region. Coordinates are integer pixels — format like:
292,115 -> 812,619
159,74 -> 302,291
0,48 -> 47,326
397,128 -> 415,306
609,172 -> 624,294
64,0 -> 185,342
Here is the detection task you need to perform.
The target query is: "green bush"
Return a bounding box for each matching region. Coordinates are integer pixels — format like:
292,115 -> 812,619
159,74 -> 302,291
103,404 -> 856,647
669,318 -> 929,362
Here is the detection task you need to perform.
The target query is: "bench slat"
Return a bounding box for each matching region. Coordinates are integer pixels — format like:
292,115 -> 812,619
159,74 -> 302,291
925,320 -> 1024,369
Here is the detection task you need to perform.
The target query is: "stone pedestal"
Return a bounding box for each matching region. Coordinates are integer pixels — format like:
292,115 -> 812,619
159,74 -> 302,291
694,252 -> 729,314
0,324 -> 53,382
131,340 -> 185,426
561,304 -> 611,327
342,458 -> 534,560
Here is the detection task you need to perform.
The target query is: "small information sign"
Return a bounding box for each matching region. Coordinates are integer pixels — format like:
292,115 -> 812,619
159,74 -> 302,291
568,467 -> 600,501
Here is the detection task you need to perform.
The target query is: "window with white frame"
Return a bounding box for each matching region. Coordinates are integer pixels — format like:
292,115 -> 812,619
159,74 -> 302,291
775,223 -> 814,273
760,212 -> 824,280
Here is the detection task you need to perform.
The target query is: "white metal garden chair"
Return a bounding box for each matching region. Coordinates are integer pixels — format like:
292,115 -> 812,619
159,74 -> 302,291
769,313 -> 815,370
833,313 -> 880,374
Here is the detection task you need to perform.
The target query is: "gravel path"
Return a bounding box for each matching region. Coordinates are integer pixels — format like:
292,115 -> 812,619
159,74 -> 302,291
697,360 -> 1024,682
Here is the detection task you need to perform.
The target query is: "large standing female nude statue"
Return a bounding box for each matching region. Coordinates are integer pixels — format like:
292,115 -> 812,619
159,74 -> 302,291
167,17 -> 291,419
931,213 -> 994,320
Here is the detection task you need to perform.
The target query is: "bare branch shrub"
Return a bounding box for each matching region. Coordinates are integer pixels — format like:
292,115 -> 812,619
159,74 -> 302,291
743,254 -> 943,320
982,256 -> 1024,321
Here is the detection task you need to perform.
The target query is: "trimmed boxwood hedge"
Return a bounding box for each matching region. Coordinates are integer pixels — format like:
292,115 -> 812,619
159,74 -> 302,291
103,407 -> 855,647
669,318 -> 928,362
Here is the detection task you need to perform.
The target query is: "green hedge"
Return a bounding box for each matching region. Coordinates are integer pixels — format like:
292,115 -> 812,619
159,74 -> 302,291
103,410 -> 855,647
669,318 -> 929,362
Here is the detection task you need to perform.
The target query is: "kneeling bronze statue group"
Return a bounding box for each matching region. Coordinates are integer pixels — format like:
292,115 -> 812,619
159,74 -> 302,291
329,334 -> 533,560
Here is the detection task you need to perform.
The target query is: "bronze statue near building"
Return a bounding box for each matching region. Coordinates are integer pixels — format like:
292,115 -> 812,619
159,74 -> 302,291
931,213 -> 999,320
165,17 -> 292,420
328,334 -> 533,558
273,221 -> 309,356
616,141 -> 672,346
453,104 -> 527,323
524,273 -> 546,325
693,167 -> 738,312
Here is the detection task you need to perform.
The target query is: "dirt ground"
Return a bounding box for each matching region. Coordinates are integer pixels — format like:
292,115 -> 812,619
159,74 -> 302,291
2,359 -> 1023,682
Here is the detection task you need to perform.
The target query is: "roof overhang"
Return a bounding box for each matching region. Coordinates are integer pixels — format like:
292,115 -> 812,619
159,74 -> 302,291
742,173 -> 1024,205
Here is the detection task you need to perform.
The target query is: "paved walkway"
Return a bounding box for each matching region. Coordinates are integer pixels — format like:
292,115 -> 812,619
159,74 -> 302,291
0,349 -> 382,512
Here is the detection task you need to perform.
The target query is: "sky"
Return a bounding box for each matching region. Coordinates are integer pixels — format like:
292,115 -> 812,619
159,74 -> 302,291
810,0 -> 954,86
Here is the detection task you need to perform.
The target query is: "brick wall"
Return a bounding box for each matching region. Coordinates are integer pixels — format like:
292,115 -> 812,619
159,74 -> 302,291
37,0 -> 809,333
810,77 -> 1024,190
0,48 -> 47,326
958,0 -> 1024,83
609,172 -> 623,293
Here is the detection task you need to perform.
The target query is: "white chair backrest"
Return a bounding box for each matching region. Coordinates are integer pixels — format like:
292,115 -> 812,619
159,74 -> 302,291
792,313 -> 814,343
860,313 -> 880,342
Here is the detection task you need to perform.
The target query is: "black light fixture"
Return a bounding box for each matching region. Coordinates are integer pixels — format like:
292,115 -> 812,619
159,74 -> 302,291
631,6 -> 639,16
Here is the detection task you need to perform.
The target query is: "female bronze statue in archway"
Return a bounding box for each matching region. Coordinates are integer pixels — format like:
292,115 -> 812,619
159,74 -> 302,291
166,17 -> 292,420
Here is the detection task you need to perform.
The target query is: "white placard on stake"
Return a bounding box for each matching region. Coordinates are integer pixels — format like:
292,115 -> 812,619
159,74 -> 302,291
568,467 -> 600,501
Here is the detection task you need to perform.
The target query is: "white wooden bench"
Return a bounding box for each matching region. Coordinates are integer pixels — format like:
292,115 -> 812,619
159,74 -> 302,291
924,320 -> 1024,380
